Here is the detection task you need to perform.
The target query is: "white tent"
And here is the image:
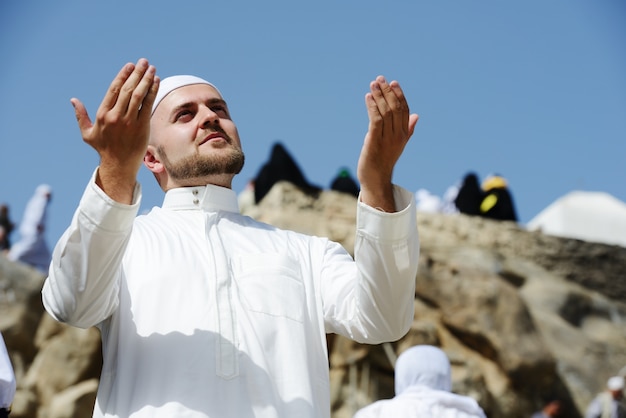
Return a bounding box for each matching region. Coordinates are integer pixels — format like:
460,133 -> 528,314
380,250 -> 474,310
526,191 -> 626,248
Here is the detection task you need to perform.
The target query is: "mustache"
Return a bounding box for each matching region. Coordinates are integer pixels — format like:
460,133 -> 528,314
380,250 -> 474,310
204,125 -> 234,144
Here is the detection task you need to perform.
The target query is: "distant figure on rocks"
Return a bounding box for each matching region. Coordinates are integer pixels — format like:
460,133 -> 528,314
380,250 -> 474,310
253,141 -> 321,204
353,345 -> 487,418
584,376 -> 625,418
440,183 -> 460,214
454,172 -> 483,216
479,173 -> 518,222
0,205 -> 14,252
331,167 -> 360,198
7,184 -> 52,273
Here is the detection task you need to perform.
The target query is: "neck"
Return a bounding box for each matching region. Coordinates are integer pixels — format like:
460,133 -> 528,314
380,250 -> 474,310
161,174 -> 234,191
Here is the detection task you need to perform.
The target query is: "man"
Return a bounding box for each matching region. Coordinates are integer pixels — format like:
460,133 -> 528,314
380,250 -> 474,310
42,58 -> 420,417
585,376 -> 626,418
353,345 -> 486,418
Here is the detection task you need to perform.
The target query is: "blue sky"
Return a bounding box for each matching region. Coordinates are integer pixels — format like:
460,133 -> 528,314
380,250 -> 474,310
1,1 -> 625,246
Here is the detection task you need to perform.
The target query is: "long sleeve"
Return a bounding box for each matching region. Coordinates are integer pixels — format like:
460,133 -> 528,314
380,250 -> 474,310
42,169 -> 141,328
323,185 -> 419,344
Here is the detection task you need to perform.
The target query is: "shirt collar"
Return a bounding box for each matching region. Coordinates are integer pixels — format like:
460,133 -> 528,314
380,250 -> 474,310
161,184 -> 240,213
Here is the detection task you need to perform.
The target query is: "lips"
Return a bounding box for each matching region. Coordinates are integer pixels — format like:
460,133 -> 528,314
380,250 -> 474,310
199,132 -> 226,146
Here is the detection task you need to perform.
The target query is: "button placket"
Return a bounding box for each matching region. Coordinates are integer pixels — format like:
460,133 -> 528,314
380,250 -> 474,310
206,212 -> 238,379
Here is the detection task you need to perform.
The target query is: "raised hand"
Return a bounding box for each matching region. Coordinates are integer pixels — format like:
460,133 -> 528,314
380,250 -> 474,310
71,58 -> 159,203
357,76 -> 419,212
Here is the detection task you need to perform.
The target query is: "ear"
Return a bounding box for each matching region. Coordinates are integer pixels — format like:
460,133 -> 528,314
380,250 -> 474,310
144,145 -> 165,175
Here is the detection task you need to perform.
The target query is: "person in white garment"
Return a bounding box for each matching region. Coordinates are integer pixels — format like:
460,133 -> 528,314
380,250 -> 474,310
353,345 -> 487,418
585,376 -> 625,418
0,332 -> 16,418
7,184 -> 52,273
42,58 -> 420,418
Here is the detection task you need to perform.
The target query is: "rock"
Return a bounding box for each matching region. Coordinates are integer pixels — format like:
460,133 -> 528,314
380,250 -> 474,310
47,379 -> 98,418
22,322 -> 101,406
10,388 -> 38,418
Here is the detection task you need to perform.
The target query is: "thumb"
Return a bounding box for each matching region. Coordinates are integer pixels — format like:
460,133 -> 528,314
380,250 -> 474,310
70,98 -> 93,133
407,113 -> 419,139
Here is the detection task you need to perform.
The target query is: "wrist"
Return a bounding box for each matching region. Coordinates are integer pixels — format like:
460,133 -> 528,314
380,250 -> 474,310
95,165 -> 138,205
359,185 -> 396,213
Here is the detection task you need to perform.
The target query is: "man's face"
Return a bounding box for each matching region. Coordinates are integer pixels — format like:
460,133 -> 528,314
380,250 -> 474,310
148,84 -> 245,187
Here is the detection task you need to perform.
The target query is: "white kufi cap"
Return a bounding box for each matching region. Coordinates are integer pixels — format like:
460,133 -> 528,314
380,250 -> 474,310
608,376 -> 625,391
152,75 -> 222,115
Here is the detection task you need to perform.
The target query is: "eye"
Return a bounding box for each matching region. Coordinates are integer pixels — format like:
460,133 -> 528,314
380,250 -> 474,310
175,109 -> 193,122
210,105 -> 229,118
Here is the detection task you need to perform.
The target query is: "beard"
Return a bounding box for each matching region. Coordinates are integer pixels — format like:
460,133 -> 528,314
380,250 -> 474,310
158,144 -> 245,182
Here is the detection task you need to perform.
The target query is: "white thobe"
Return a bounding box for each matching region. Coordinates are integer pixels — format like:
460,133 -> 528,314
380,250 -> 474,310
8,184 -> 52,273
585,392 -> 626,418
353,387 -> 487,418
42,170 -> 419,418
354,345 -> 486,418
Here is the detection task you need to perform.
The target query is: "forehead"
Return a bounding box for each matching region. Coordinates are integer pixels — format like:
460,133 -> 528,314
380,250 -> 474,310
156,84 -> 224,114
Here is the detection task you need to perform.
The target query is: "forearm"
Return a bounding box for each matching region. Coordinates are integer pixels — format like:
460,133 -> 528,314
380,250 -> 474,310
324,185 -> 419,343
353,185 -> 419,341
42,168 -> 140,328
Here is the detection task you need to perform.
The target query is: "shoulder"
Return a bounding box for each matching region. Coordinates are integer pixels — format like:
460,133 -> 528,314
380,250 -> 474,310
354,400 -> 388,418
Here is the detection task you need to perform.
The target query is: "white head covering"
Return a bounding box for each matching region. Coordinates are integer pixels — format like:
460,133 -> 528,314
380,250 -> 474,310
394,345 -> 452,395
152,75 -> 222,115
354,345 -> 487,418
608,376 -> 625,391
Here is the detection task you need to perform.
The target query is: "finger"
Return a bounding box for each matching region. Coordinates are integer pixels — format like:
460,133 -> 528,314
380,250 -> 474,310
128,65 -> 157,120
368,79 -> 389,140
372,76 -> 407,140
388,80 -> 410,135
100,63 -> 135,111
70,98 -> 93,134
407,113 -> 419,139
365,91 -> 383,140
138,74 -> 160,121
369,76 -> 391,118
113,58 -> 150,116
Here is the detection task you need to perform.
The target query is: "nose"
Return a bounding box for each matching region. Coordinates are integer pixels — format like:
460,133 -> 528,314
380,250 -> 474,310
200,106 -> 220,128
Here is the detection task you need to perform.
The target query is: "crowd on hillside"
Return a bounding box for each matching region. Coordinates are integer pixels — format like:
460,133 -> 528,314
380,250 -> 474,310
414,171 -> 518,222
238,141 -> 520,224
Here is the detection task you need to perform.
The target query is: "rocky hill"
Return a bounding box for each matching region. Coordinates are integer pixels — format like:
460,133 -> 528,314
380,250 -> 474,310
1,181 -> 625,418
